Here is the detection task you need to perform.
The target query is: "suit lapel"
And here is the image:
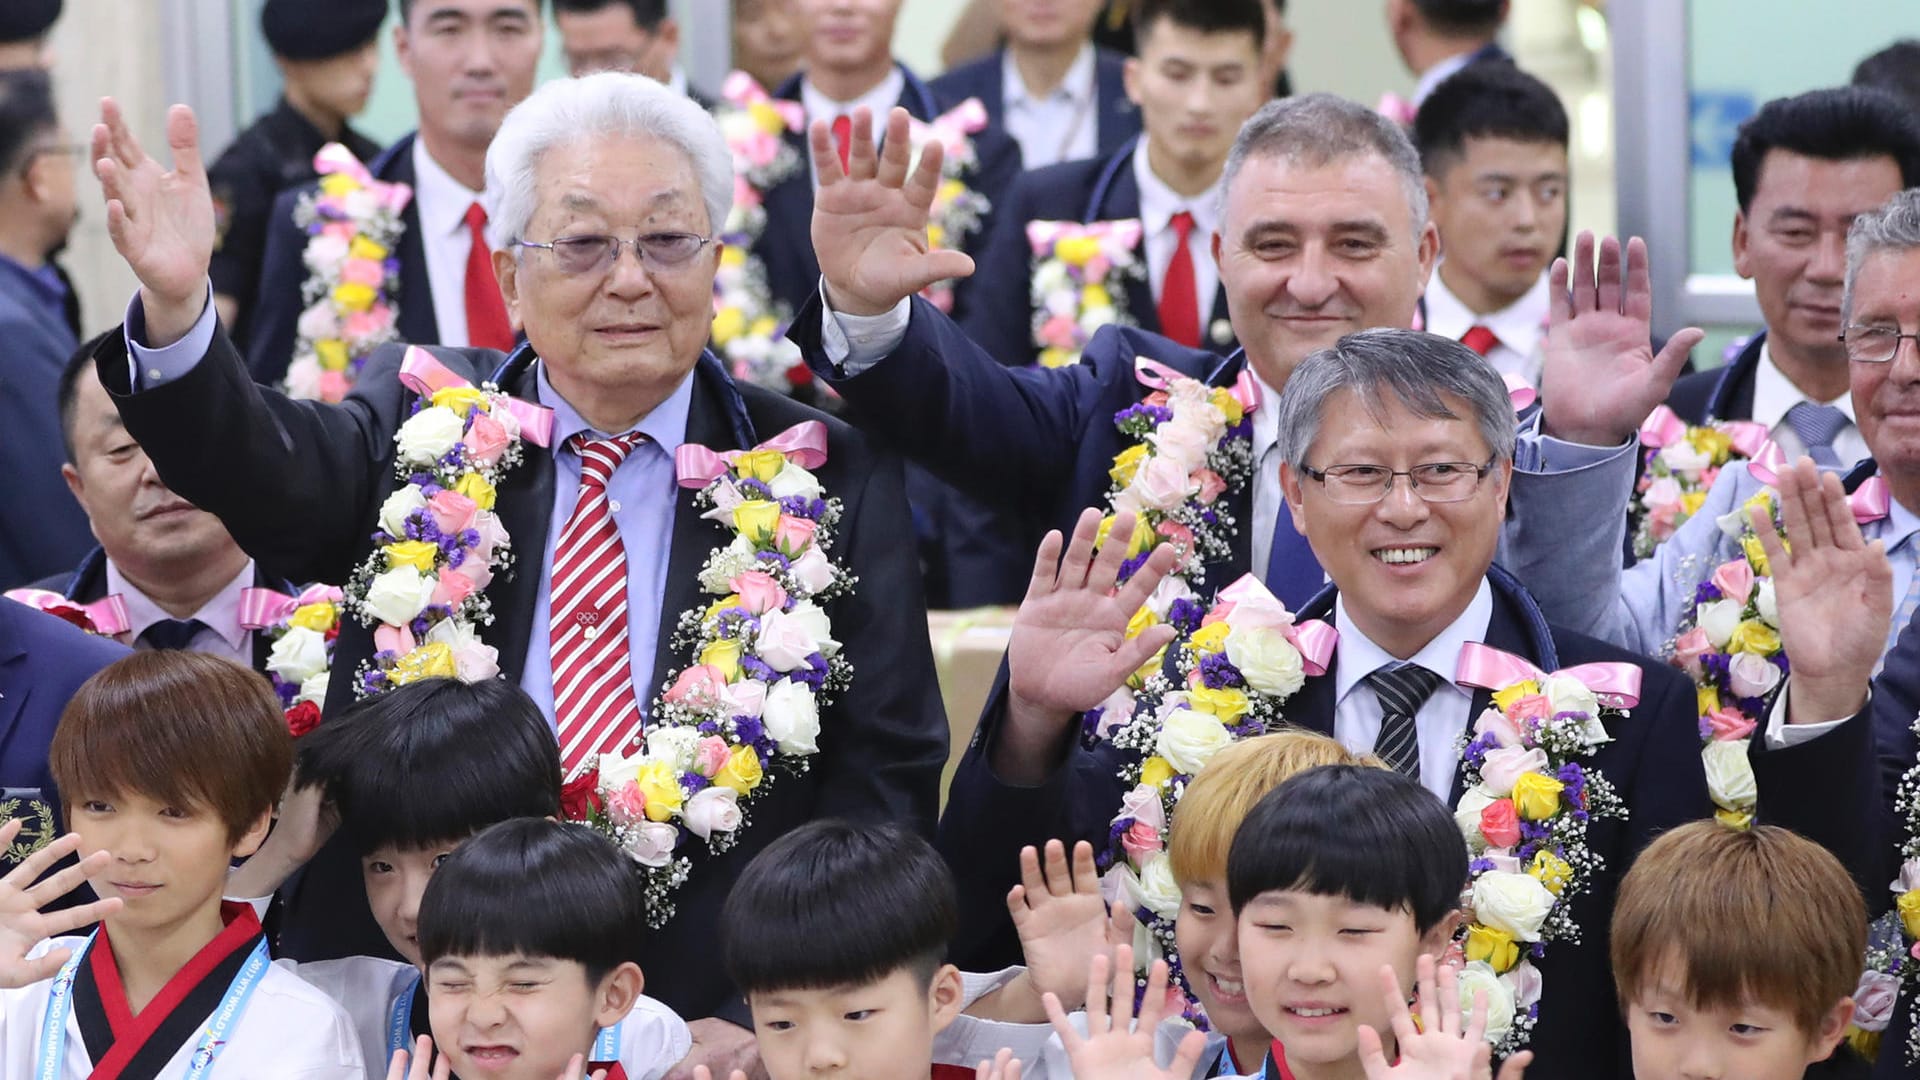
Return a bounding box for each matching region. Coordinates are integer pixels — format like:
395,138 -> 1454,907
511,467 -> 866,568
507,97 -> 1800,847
377,138 -> 440,346
646,367 -> 746,700
1099,154 -> 1163,336
1094,58 -> 1135,157
0,634 -> 29,765
486,360 -> 557,682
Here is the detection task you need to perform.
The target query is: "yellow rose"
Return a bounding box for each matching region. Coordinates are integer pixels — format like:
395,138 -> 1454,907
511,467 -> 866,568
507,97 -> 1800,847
1055,235 -> 1100,267
383,540 -> 441,573
1741,534 -> 1772,577
454,473 -> 497,511
1464,924 -> 1519,974
390,642 -> 456,686
634,760 -> 685,821
1727,620 -> 1781,656
1040,347 -> 1076,369
1128,644 -> 1167,690
332,282 -> 376,313
735,449 -> 788,484
749,315 -> 779,338
733,500 -> 780,543
748,101 -> 784,135
289,602 -> 338,633
1491,680 -> 1542,713
1714,807 -> 1755,829
1083,284 -> 1113,311
711,306 -> 746,346
1110,443 -> 1150,487
1186,684 -> 1249,723
719,245 -> 747,269
1094,514 -> 1155,559
1901,889 -> 1920,942
1680,490 -> 1709,516
431,385 -> 491,418
1687,427 -> 1733,463
1139,756 -> 1175,788
315,339 -> 351,372
706,595 -> 745,622
715,745 -> 765,794
1527,850 -> 1574,895
1697,684 -> 1721,717
925,224 -> 947,249
1743,489 -> 1776,521
1511,772 -> 1565,821
348,235 -> 390,262
1187,622 -> 1230,655
1209,387 -> 1244,426
319,174 -> 359,198
1125,604 -> 1160,641
700,638 -> 743,681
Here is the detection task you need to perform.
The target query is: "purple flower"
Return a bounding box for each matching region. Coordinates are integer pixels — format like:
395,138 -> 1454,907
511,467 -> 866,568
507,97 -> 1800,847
1198,652 -> 1245,689
681,771 -> 712,793
1167,598 -> 1205,634
734,716 -> 765,745
737,477 -> 774,500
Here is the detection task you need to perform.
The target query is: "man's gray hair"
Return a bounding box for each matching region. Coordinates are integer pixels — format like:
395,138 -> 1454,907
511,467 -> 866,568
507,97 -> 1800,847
486,71 -> 734,248
1221,93 -> 1429,229
1845,187 -> 1920,320
1274,328 -> 1516,470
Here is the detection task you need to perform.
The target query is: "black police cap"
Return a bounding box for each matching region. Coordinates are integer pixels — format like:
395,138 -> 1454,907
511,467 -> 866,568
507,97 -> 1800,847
262,0 -> 386,61
0,0 -> 60,44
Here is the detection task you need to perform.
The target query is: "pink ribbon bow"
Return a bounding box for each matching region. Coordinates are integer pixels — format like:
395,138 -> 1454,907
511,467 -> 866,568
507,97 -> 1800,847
923,97 -> 989,146
1212,575 -> 1338,676
1744,441 -> 1889,523
1638,406 -> 1770,459
4,588 -> 131,637
313,142 -> 412,215
720,70 -> 805,131
1026,218 -> 1144,258
239,584 -> 345,632
1375,92 -> 1417,127
1456,642 -> 1642,709
1502,373 -> 1536,414
1134,358 -> 1261,416
399,347 -> 553,448
676,421 -> 831,489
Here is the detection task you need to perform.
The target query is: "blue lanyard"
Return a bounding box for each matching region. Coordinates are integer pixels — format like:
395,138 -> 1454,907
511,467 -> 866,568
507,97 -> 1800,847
388,970 -> 623,1062
37,931 -> 271,1080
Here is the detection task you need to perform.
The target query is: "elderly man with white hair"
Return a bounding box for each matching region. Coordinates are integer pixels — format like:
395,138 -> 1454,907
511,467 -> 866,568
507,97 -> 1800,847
84,73 -> 948,1074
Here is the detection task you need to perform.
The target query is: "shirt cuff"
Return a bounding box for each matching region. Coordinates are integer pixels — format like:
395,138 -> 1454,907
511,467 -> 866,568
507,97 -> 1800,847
1762,683 -> 1853,748
125,281 -> 216,389
818,279 -> 910,376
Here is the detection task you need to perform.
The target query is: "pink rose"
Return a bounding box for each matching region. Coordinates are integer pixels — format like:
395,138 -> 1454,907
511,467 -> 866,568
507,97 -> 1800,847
1505,694 -> 1551,724
605,780 -> 648,826
1038,314 -> 1079,349
1710,559 -> 1754,604
317,371 -> 351,404
450,554 -> 494,593
1727,652 -> 1783,699
788,547 -> 837,594
721,678 -> 768,718
1671,626 -> 1712,679
1642,476 -> 1682,508
1154,520 -> 1195,567
773,514 -> 817,555
664,664 -> 729,708
729,570 -> 789,615
1647,502 -> 1680,540
1199,601 -> 1233,628
430,568 -> 477,609
1480,746 -> 1550,796
339,258 -> 385,287
1131,456 -> 1199,511
684,786 -> 743,840
1147,423 -> 1211,473
624,821 -> 680,867
1478,800 -> 1523,849
428,490 -> 479,534
692,735 -> 732,778
1193,469 -> 1228,504
450,639 -> 499,682
1707,706 -> 1756,742
1083,255 -> 1111,281
1142,390 -> 1170,408
1474,706 -> 1524,748
462,413 -> 512,466
343,308 -> 389,340
1117,782 -> 1167,834
374,623 -> 415,656
468,511 -> 510,565
1509,962 -> 1544,1009
1120,821 -> 1162,861
1854,972 -> 1901,1031
755,609 -> 821,672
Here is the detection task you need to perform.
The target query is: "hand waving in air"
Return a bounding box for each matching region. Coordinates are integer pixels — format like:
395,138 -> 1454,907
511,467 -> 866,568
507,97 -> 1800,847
0,820 -> 122,990
92,98 -> 217,344
1355,955 -> 1532,1080
1043,945 -> 1209,1080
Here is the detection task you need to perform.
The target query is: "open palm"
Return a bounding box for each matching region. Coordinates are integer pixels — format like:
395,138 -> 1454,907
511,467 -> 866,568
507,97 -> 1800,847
0,822 -> 122,989
92,98 -> 216,310
1044,947 -> 1207,1080
1010,840 -> 1113,1006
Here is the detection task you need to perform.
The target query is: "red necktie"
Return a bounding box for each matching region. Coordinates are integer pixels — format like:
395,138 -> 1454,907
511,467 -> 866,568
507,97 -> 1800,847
551,432 -> 648,778
1461,324 -> 1498,357
1157,210 -> 1200,348
463,202 -> 514,352
830,114 -> 853,172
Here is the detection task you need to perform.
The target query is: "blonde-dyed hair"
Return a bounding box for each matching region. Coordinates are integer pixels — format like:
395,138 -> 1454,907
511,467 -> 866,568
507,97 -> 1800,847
1611,820 -> 1866,1036
1167,728 -> 1380,886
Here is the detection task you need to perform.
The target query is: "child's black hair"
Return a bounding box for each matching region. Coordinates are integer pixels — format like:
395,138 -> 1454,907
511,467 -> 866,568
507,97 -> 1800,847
721,819 -> 956,995
1227,764 -> 1468,933
418,818 -> 643,985
294,677 -> 561,855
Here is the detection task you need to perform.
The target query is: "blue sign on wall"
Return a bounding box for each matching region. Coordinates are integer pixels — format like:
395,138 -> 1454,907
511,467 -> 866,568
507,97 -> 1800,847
1689,90 -> 1755,169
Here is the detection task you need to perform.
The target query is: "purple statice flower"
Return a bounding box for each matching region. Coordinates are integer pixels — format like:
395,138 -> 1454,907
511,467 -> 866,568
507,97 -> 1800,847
1469,857 -> 1498,875
789,653 -> 830,692
1167,598 -> 1206,634
1697,713 -> 1713,740
1199,509 -> 1219,527
740,654 -> 777,683
1198,652 -> 1245,690
734,716 -> 766,746
1081,707 -> 1106,743
755,550 -> 793,571
736,477 -> 774,500
1116,551 -> 1150,584
1108,817 -> 1134,848
1694,582 -> 1725,607
698,720 -> 721,736
779,495 -> 828,520
1771,651 -> 1791,676
1519,820 -> 1552,843
681,771 -> 712,794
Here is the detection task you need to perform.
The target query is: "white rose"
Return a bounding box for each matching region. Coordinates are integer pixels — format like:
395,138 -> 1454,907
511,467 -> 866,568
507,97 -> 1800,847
623,821 -> 681,868
1154,709 -> 1232,775
1033,260 -> 1071,296
266,626 -> 330,684
646,726 -> 703,770
1144,574 -> 1195,619
1148,422 -> 1212,474
683,786 -> 743,840
1471,871 -> 1556,942
599,746 -> 646,791
1701,738 -> 1757,812
1542,673 -> 1600,720
1507,960 -> 1544,1010
1137,854 -> 1182,920
1662,440 -> 1711,473
1696,599 -> 1744,649
284,357 -> 324,401
762,677 -> 822,754
1224,625 -> 1306,697
1892,858 -> 1920,898
785,600 -> 840,658
1755,578 -> 1778,627
789,546 -> 837,594
1455,963 -> 1517,1044
379,486 -> 427,538
1454,786 -> 1498,850
1118,783 -> 1167,834
1129,456 -> 1199,512
395,405 -> 467,467
1478,746 -> 1551,797
296,671 -> 330,707
769,464 -> 825,501
756,609 -> 823,672
303,233 -> 349,276
1726,652 -> 1783,699
1641,475 -> 1683,508
362,566 -> 435,626
1078,306 -> 1118,336
296,300 -> 340,342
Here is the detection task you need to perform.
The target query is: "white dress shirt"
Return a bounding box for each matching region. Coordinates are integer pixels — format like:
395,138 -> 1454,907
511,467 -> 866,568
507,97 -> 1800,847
107,556 -> 256,666
801,69 -> 908,188
1749,339 -> 1869,466
410,138 -> 494,349
1332,579 -> 1494,801
1421,264 -> 1549,387
1134,143 -> 1222,330
1000,44 -> 1099,168
1248,370 -> 1296,586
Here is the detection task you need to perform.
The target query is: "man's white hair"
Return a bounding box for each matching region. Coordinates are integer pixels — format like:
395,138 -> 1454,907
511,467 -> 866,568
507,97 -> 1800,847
486,71 -> 734,248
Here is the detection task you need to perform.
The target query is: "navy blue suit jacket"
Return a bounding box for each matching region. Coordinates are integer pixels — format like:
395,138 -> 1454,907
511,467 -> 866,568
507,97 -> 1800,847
0,261 -> 91,589
246,133 -> 439,387
1665,331 -> 1761,426
927,47 -> 1141,167
0,599 -> 129,860
757,66 -> 1023,322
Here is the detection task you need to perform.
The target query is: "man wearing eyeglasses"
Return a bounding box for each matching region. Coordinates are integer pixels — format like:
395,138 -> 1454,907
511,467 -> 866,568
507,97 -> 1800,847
79,74 -> 948,1079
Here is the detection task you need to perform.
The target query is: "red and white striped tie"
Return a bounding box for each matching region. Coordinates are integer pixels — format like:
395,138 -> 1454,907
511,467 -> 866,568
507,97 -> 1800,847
551,431 -> 648,778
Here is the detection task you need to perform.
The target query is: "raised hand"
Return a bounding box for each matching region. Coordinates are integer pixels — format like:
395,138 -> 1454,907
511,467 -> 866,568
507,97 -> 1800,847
1355,955 -> 1531,1080
1043,945 -> 1208,1080
975,1048 -> 1024,1080
225,779 -> 339,901
386,1036 -> 452,1080
0,820 -> 122,989
1009,840 -> 1113,1010
692,1065 -> 749,1080
92,98 -> 217,345
1538,233 -> 1705,447
1754,458 -> 1893,724
810,106 -> 976,317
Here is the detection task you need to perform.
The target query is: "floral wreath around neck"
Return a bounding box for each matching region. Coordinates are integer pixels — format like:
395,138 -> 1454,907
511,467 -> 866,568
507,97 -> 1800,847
1854,713 -> 1920,1062
1028,219 -> 1145,369
245,584 -> 346,737
285,144 -> 412,404
1629,406 -> 1767,559
712,72 -> 811,395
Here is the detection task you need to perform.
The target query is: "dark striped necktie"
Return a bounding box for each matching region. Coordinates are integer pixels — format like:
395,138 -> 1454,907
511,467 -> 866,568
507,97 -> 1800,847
1366,662 -> 1447,780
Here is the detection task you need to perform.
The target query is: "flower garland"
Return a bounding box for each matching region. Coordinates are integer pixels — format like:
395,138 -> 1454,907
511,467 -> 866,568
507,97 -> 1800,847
1629,406 -> 1766,559
909,99 -> 994,315
1028,219 -> 1145,369
343,348 -> 551,695
1451,645 -> 1630,1055
243,584 -> 346,738
2,589 -> 129,637
712,72 -> 810,395
565,423 -> 855,927
1852,717 -> 1920,1062
285,144 -> 412,403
